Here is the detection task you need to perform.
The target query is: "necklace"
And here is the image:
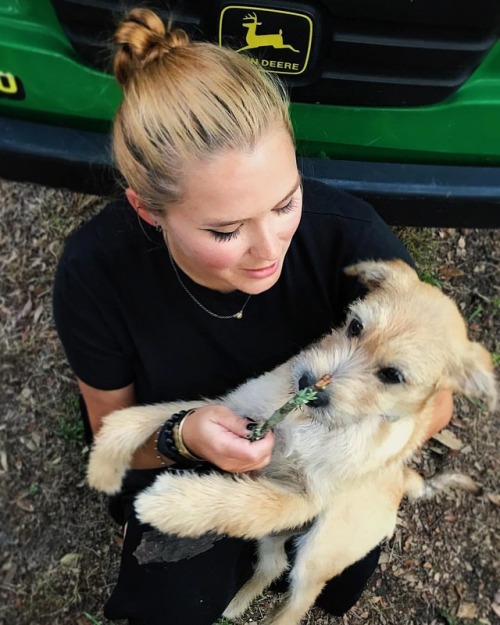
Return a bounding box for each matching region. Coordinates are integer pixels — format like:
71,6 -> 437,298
167,246 -> 252,320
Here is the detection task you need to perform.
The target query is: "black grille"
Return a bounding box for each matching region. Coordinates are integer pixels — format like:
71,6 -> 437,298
50,0 -> 500,107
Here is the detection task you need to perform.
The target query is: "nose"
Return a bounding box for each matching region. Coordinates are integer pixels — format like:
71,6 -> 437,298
298,373 -> 330,408
250,224 -> 281,261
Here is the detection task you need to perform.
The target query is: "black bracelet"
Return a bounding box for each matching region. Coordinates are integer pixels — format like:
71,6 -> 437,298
156,409 -> 205,468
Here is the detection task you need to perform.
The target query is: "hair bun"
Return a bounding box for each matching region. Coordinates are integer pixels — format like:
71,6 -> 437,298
113,8 -> 190,86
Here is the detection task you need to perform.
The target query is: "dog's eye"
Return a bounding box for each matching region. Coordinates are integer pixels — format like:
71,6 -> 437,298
347,318 -> 363,338
378,367 -> 405,384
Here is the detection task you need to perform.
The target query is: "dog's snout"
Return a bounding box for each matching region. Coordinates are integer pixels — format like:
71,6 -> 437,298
298,373 -> 330,408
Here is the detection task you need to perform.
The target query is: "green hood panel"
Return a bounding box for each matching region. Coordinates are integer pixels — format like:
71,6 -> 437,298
1,0 -> 500,165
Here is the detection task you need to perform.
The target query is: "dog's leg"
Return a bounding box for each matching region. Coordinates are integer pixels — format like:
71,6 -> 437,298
223,535 -> 289,619
135,472 -> 322,538
261,482 -> 400,625
87,401 -> 199,494
260,514 -> 336,625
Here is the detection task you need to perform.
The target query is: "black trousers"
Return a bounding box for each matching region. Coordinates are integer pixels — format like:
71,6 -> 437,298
104,468 -> 380,625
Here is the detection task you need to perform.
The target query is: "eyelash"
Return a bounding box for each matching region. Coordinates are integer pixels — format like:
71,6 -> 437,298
208,198 -> 297,242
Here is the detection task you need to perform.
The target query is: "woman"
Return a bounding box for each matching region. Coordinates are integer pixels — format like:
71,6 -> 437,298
53,8 -> 452,625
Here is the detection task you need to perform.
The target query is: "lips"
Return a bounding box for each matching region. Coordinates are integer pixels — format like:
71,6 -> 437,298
243,261 -> 279,279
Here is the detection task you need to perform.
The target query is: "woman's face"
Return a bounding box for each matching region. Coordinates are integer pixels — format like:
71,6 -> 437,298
162,128 -> 302,294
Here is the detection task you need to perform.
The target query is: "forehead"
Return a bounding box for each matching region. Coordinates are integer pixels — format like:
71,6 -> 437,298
172,129 -> 299,222
352,283 -> 464,335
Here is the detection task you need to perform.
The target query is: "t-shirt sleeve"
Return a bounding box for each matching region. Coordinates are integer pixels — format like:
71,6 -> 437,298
53,249 -> 135,391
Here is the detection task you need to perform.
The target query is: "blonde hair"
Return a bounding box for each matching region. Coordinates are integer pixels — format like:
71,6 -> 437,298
112,8 -> 293,212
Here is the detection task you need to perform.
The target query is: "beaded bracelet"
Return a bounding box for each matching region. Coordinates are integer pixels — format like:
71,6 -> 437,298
156,409 -> 205,468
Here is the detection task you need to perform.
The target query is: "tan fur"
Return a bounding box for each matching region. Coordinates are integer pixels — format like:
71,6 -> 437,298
87,260 -> 497,624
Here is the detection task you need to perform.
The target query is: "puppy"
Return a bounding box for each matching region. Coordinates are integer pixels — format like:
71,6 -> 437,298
88,260 -> 497,625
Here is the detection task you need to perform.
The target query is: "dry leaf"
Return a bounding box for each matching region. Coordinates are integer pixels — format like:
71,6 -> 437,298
403,573 -> 418,583
432,429 -> 463,450
457,602 -> 478,618
15,498 -> 34,513
3,561 -> 17,585
486,493 -> 500,506
18,298 -> 32,319
439,266 -> 465,278
60,553 -> 80,568
492,602 -> 500,618
33,305 -> 44,324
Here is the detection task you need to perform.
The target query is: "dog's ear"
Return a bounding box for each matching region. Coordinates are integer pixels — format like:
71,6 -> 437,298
445,342 -> 498,411
344,259 -> 417,290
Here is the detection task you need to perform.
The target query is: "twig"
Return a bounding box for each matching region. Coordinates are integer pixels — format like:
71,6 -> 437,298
247,374 -> 332,441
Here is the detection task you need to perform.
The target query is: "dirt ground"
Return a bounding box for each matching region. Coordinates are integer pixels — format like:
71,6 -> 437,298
0,179 -> 498,625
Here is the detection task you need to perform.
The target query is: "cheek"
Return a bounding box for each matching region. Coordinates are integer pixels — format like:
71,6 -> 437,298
191,241 -> 242,271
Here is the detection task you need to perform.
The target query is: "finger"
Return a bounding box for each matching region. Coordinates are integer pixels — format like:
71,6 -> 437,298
215,412 -> 255,438
223,434 -> 274,467
249,453 -> 273,471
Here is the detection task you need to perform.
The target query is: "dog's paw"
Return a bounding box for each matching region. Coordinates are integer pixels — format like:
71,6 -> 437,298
223,589 -> 256,619
135,472 -> 214,536
87,454 -> 126,495
223,601 -> 247,620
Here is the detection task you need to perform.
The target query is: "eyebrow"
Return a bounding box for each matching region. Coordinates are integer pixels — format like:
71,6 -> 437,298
202,176 -> 302,228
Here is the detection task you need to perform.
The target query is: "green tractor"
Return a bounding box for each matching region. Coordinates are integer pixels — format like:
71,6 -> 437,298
2,0 -> 500,225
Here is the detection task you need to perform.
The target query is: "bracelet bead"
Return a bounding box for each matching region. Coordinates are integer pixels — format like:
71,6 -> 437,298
156,409 -> 205,468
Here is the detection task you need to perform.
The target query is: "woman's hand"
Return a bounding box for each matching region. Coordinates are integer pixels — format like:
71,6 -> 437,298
181,405 -> 275,473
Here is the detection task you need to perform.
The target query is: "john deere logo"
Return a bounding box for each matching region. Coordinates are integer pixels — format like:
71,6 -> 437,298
219,6 -> 313,75
0,71 -> 25,100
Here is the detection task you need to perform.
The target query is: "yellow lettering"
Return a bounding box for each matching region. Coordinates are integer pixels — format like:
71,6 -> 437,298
261,59 -> 269,67
284,62 -> 292,69
269,60 -> 276,68
277,61 -> 284,69
0,72 -> 18,95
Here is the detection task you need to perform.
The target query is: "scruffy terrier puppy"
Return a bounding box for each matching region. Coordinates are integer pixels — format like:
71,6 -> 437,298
88,260 -> 497,625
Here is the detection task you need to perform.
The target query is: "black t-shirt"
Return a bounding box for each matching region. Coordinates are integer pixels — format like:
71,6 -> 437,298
53,178 -> 412,410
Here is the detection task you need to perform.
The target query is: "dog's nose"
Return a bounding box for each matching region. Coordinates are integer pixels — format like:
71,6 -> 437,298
298,373 -> 330,408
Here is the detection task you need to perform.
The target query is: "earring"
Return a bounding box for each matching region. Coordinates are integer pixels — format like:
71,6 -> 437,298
153,219 -> 162,232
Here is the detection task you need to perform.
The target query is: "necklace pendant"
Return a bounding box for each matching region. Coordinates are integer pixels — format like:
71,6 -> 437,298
234,310 -> 244,319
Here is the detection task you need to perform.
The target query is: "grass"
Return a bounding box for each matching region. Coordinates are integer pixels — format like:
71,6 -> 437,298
420,270 -> 443,288
395,227 -> 443,287
55,415 -> 85,446
468,305 -> 484,323
54,393 -> 85,445
82,613 -> 103,625
395,227 -> 439,268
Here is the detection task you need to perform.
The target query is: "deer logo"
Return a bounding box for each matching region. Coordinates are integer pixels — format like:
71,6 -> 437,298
237,12 -> 300,53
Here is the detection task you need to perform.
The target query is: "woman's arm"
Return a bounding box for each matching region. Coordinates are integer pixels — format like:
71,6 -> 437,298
424,389 -> 454,441
79,378 -> 274,472
78,378 -> 176,470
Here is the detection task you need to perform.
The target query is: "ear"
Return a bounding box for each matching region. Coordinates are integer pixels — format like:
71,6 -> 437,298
446,342 -> 498,411
344,259 -> 418,290
125,188 -> 158,227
